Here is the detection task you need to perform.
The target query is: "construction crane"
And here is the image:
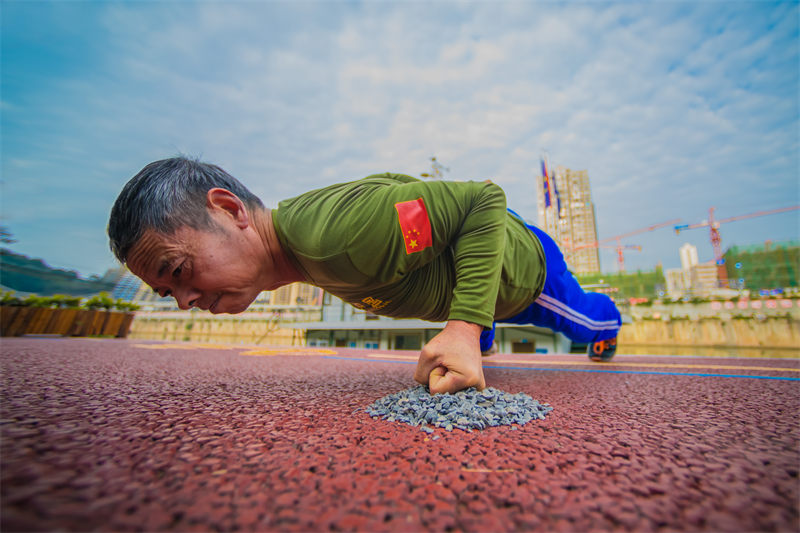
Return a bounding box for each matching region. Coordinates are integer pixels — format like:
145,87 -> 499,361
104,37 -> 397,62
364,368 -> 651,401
674,205 -> 800,287
569,219 -> 681,272
590,244 -> 643,272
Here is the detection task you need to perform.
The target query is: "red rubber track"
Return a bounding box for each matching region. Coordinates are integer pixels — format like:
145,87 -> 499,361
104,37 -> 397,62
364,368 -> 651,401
2,338 -> 798,532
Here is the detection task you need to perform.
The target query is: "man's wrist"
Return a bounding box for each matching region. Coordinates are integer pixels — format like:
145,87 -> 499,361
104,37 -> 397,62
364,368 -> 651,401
444,319 -> 483,339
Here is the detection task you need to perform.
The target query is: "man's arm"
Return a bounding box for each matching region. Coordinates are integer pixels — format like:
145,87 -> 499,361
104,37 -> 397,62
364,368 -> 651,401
349,174 -> 509,329
361,176 -> 506,393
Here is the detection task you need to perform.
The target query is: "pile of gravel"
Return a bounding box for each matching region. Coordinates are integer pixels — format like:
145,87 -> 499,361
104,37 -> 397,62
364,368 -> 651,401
366,385 -> 553,433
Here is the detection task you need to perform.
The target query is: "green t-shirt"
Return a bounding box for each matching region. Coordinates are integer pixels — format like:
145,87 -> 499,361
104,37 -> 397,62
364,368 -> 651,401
272,173 -> 546,329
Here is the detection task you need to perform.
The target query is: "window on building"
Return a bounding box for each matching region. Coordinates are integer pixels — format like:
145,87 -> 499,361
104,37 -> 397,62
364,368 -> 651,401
394,335 -> 422,351
512,341 -> 536,353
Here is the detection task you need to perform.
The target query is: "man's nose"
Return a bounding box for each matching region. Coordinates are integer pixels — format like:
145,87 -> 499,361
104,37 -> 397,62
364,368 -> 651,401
173,286 -> 201,310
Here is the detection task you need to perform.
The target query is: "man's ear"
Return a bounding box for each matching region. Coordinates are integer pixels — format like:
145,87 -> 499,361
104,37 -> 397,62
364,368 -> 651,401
206,188 -> 250,229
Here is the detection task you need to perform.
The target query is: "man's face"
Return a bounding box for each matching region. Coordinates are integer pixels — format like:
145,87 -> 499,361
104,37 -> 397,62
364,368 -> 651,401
126,223 -> 264,314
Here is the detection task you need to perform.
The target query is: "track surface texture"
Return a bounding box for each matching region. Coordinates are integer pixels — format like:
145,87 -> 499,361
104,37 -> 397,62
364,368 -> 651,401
1,338 -> 798,532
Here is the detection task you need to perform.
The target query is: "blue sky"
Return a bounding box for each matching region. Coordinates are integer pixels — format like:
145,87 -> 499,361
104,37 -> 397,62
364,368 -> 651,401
2,1 -> 798,277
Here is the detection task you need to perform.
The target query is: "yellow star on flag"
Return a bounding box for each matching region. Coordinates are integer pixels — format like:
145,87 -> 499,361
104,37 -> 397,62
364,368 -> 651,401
395,197 -> 433,255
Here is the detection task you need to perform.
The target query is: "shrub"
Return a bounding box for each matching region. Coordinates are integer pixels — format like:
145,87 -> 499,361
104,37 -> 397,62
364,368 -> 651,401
49,294 -> 82,308
83,292 -> 115,310
1,291 -> 23,306
114,300 -> 140,312
4,290 -> 138,312
23,295 -> 52,307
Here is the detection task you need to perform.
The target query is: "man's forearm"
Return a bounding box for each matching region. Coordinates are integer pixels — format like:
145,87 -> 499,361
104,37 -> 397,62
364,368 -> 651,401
446,182 -> 507,329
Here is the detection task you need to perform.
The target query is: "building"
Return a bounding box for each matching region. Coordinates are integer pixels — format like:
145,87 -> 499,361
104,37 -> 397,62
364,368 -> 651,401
664,268 -> 691,299
663,244 -> 719,299
689,261 -> 719,298
679,243 -> 699,271
110,268 -> 141,301
270,282 -> 320,307
537,165 -> 600,274
295,292 -> 571,354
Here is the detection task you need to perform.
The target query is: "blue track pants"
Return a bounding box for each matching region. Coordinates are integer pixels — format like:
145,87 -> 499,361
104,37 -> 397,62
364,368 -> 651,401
479,211 -> 621,352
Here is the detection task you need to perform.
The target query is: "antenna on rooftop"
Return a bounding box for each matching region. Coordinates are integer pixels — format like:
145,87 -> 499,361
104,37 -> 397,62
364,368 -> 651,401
420,156 -> 449,180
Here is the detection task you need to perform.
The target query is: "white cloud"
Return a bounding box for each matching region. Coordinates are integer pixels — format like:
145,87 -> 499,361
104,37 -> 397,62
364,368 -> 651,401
2,1 -> 797,274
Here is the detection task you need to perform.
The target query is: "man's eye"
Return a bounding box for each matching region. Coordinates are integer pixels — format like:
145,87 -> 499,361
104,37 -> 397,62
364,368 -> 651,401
173,265 -> 183,278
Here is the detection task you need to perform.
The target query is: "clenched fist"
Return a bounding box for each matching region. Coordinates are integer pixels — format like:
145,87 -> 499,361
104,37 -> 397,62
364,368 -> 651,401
414,320 -> 486,394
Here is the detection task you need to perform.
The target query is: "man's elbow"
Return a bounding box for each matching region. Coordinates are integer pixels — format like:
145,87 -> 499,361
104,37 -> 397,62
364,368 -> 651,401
480,180 -> 507,210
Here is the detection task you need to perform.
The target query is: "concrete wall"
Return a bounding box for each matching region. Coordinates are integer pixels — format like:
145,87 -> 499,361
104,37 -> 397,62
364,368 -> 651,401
619,316 -> 800,348
129,315 -> 304,346
130,308 -> 800,351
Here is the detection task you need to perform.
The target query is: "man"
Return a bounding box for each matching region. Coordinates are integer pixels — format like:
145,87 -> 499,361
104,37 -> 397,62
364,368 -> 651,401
109,157 -> 620,394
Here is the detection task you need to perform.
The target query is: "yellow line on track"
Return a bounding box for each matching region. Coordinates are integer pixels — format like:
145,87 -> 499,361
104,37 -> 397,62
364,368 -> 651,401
132,343 -> 339,356
240,348 -> 338,356
368,353 -> 418,360
365,353 -> 799,373
133,343 -> 237,350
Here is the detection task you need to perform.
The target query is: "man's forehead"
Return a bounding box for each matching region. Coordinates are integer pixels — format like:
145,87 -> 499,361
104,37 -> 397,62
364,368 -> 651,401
127,230 -> 179,279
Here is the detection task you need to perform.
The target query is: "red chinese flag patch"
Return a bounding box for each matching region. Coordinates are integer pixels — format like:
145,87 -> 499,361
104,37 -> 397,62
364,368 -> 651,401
395,198 -> 433,254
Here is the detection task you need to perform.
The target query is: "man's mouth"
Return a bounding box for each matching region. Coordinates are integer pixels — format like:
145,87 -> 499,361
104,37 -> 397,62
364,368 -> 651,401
209,295 -> 222,314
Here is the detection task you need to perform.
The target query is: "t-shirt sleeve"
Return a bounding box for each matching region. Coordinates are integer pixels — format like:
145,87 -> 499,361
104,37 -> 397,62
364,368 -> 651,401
346,174 -> 507,329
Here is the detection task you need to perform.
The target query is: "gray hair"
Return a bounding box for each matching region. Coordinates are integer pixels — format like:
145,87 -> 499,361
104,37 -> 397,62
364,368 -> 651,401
108,157 -> 264,263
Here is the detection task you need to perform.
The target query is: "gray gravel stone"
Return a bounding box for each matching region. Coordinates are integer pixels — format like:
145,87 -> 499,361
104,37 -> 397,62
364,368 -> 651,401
366,385 -> 553,432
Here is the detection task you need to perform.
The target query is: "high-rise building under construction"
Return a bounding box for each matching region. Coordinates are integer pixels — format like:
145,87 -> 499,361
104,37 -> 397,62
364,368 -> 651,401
537,165 -> 601,274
